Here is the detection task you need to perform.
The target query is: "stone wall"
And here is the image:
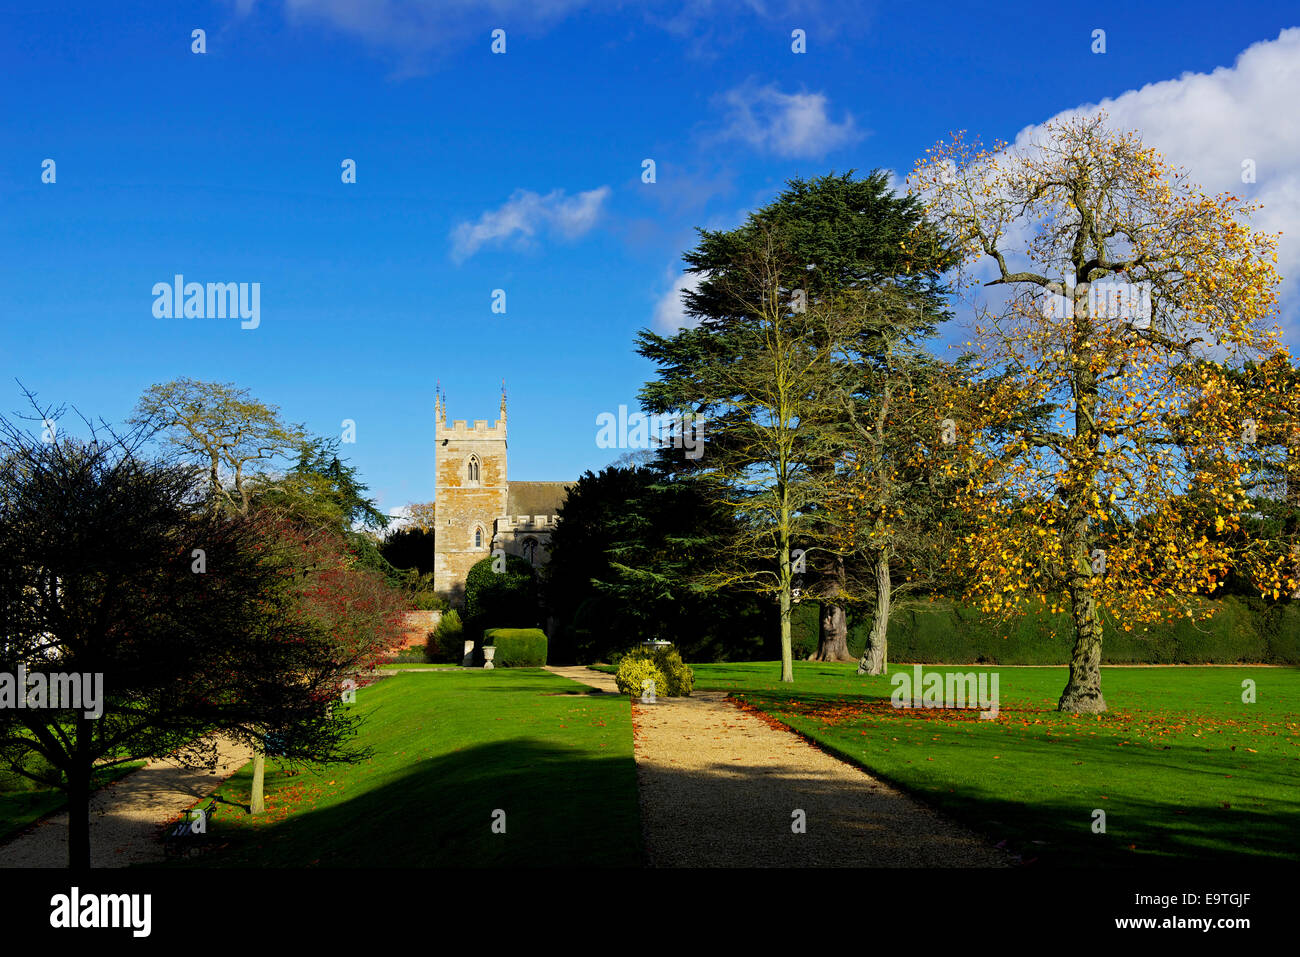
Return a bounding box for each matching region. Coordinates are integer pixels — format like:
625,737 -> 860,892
398,609 -> 444,649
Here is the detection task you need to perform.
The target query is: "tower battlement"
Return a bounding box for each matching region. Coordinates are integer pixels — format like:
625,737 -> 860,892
495,514 -> 559,532
432,383 -> 569,607
434,386 -> 508,440
437,418 -> 506,440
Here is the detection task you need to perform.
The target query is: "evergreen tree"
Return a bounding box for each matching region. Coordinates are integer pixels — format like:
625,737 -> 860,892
637,171 -> 954,678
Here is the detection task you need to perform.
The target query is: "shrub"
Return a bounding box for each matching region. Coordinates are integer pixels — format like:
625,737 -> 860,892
428,609 -> 466,664
614,645 -> 694,697
465,554 -> 539,630
655,646 -> 695,695
615,657 -> 667,698
483,627 -> 548,667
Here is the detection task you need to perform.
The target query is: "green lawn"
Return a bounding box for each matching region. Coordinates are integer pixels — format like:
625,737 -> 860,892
376,662 -> 458,670
691,662 -> 1300,865
169,669 -> 642,867
0,762 -> 146,842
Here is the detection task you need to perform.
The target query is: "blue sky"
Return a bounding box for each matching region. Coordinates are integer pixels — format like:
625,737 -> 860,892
3,1 -> 1298,517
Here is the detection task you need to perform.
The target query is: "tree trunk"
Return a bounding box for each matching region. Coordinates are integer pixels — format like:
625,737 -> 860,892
812,554 -> 853,661
775,489 -> 795,681
1059,315 -> 1106,713
209,452 -> 221,504
250,747 -> 266,814
66,762 -> 92,870
66,713 -> 92,869
779,591 -> 794,683
814,602 -> 850,660
856,548 -> 891,676
779,538 -> 794,683
1058,574 -> 1107,713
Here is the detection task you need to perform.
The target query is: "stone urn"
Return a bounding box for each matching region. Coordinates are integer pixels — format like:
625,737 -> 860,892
482,646 -> 497,670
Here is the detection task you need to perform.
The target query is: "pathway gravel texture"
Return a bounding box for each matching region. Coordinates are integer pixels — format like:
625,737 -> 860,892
0,735 -> 253,868
547,665 -> 1012,868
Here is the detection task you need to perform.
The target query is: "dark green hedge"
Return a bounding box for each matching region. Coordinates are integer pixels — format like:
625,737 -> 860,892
788,596 -> 1300,664
466,554 -> 538,632
483,628 -> 548,667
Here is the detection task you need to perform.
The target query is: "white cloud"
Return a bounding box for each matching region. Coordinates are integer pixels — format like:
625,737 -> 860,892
278,0 -> 590,37
239,1 -> 848,70
450,186 -> 611,262
653,269 -> 703,331
714,81 -> 862,158
1012,27 -> 1300,335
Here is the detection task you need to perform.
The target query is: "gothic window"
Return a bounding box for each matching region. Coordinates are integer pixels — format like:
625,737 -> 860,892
474,526 -> 483,549
467,455 -> 481,484
522,537 -> 538,565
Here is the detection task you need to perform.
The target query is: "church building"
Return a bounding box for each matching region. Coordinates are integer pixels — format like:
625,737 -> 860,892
432,386 -> 571,604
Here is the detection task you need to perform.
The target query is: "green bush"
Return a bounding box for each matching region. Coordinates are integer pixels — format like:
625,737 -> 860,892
465,554 -> 539,631
656,646 -> 695,696
614,645 -> 694,697
483,627 -> 548,667
428,609 -> 466,664
615,657 -> 667,699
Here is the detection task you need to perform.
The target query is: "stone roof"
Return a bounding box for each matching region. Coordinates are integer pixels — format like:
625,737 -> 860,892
506,481 -> 572,518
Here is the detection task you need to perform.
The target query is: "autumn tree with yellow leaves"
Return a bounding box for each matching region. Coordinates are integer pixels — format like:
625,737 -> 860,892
911,113 -> 1294,713
1185,351 -> 1300,598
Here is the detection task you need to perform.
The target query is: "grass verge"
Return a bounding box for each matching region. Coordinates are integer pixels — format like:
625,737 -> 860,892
692,661 -> 1300,866
166,669 -> 641,866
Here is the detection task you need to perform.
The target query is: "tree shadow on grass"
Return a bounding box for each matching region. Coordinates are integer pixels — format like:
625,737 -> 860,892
164,739 -> 643,868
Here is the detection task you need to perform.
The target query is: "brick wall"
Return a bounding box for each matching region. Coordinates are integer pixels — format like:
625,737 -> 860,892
398,609 -> 444,649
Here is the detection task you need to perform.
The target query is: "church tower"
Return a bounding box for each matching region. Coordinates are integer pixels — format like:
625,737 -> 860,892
433,385 -> 510,603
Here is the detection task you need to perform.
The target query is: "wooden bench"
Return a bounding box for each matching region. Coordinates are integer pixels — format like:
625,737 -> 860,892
163,801 -> 213,858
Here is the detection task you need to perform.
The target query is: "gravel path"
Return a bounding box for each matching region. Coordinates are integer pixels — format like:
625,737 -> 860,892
547,665 -> 1012,868
0,736 -> 253,868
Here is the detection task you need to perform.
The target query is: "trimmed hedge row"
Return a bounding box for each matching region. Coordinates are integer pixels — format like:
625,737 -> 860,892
790,596 -> 1300,664
483,628 -> 549,667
